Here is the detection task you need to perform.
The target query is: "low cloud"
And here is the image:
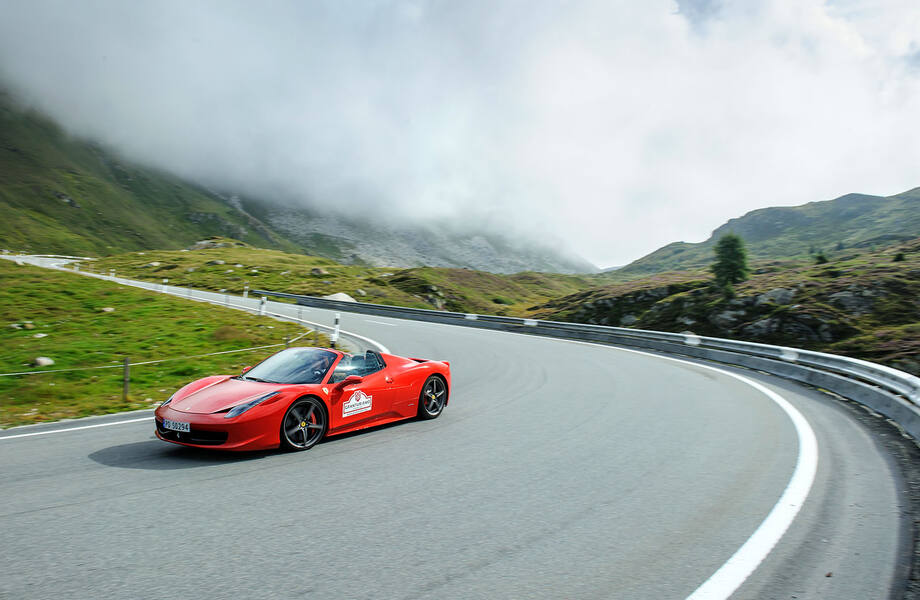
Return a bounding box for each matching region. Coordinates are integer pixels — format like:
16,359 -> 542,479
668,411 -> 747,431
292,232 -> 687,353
1,0 -> 918,267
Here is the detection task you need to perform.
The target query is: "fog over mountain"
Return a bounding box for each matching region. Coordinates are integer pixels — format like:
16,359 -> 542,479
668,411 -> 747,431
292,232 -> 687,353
1,0 -> 918,267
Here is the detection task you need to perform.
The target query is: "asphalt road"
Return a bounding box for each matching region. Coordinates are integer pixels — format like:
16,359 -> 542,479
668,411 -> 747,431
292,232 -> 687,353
0,261 -> 909,599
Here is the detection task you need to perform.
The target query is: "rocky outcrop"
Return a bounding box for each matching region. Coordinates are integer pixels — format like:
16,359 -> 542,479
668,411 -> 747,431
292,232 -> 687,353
827,290 -> 876,315
187,238 -> 248,251
755,288 -> 795,306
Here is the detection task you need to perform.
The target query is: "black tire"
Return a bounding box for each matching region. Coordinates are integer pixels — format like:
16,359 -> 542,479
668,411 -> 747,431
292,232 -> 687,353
418,375 -> 447,420
280,397 -> 327,451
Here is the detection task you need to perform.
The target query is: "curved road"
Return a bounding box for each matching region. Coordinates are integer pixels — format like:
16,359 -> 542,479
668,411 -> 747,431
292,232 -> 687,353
0,267 -> 909,599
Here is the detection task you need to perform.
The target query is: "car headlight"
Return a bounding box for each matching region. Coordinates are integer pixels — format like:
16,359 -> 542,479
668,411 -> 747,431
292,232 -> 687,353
161,394 -> 175,407
225,391 -> 280,419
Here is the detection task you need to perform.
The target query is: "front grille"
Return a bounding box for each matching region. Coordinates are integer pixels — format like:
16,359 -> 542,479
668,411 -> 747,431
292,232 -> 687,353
156,422 -> 229,446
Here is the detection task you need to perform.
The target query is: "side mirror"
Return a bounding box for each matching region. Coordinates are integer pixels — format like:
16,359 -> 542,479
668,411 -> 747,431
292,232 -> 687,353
338,375 -> 363,387
241,366 -> 252,374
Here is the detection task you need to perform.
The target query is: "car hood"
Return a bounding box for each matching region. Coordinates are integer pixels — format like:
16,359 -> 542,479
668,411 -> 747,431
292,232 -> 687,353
170,378 -> 283,414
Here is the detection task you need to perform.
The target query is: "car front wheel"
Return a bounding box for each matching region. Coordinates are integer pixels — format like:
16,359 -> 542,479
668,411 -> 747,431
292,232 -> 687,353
280,397 -> 326,451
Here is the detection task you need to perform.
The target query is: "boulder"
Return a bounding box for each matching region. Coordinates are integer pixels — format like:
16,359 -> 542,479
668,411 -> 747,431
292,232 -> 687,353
741,317 -> 779,337
23,322 -> 35,330
33,333 -> 47,338
311,268 -> 330,276
33,356 -> 54,367
709,310 -> 746,330
322,292 -> 357,303
779,319 -> 819,341
756,288 -> 795,306
100,307 -> 115,312
187,239 -> 243,250
355,288 -> 367,296
620,314 -> 638,326
677,316 -> 697,327
828,290 -> 874,315
206,259 -> 226,266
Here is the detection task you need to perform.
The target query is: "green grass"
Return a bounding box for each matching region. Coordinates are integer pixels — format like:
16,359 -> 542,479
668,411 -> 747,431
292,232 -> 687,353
0,260 -> 321,427
83,240 -> 604,317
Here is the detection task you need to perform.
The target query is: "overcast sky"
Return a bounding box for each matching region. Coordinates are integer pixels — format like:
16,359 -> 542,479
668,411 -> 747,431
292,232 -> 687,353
1,0 -> 918,267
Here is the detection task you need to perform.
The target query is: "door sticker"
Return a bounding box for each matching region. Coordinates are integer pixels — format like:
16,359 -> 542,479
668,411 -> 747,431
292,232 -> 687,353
343,390 -> 372,417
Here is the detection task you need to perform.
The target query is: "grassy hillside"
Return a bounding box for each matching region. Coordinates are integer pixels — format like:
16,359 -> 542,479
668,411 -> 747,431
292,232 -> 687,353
617,189 -> 920,276
0,91 -> 595,273
532,238 -> 920,375
0,259 -> 313,427
82,238 -> 601,316
0,91 -> 303,256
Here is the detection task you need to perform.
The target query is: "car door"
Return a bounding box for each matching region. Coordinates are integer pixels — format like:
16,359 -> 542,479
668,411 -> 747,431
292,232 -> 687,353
328,354 -> 394,432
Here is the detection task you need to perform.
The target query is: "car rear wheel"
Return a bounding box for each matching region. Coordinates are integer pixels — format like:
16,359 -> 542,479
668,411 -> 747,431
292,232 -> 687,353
418,376 -> 447,420
280,397 -> 326,451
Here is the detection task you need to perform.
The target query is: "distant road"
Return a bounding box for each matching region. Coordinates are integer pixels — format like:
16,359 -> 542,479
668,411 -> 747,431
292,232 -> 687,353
0,255 -> 909,599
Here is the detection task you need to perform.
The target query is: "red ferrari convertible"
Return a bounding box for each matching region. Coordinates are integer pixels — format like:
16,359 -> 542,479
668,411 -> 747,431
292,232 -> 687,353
154,347 -> 450,451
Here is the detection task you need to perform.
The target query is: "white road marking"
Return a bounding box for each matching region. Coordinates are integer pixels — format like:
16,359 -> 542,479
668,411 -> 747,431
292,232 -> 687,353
364,319 -> 397,326
558,337 -> 818,600
0,417 -> 152,440
684,374 -> 817,599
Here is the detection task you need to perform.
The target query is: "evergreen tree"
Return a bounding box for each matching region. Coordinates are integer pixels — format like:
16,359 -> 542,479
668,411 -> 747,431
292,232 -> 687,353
712,234 -> 749,287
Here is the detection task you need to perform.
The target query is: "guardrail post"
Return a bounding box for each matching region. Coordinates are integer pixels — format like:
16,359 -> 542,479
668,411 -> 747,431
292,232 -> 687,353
122,357 -> 130,401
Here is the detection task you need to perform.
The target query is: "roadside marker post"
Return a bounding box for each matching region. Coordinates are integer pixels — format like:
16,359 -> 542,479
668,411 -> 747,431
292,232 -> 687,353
122,357 -> 130,402
243,284 -> 249,299
259,297 -> 266,316
331,313 -> 341,349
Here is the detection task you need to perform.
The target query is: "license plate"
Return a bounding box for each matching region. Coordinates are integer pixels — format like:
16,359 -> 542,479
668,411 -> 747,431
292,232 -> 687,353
163,418 -> 190,433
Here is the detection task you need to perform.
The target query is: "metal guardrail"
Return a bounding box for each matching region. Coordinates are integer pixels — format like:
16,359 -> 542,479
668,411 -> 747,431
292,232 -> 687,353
254,289 -> 920,439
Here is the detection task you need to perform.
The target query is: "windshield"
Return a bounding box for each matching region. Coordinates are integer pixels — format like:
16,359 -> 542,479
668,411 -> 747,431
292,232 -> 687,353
242,348 -> 337,384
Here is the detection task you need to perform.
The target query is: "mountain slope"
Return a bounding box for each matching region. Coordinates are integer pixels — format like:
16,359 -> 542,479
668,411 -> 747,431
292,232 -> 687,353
242,200 -> 596,273
0,90 -> 595,273
618,189 -> 920,276
0,92 -> 300,256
